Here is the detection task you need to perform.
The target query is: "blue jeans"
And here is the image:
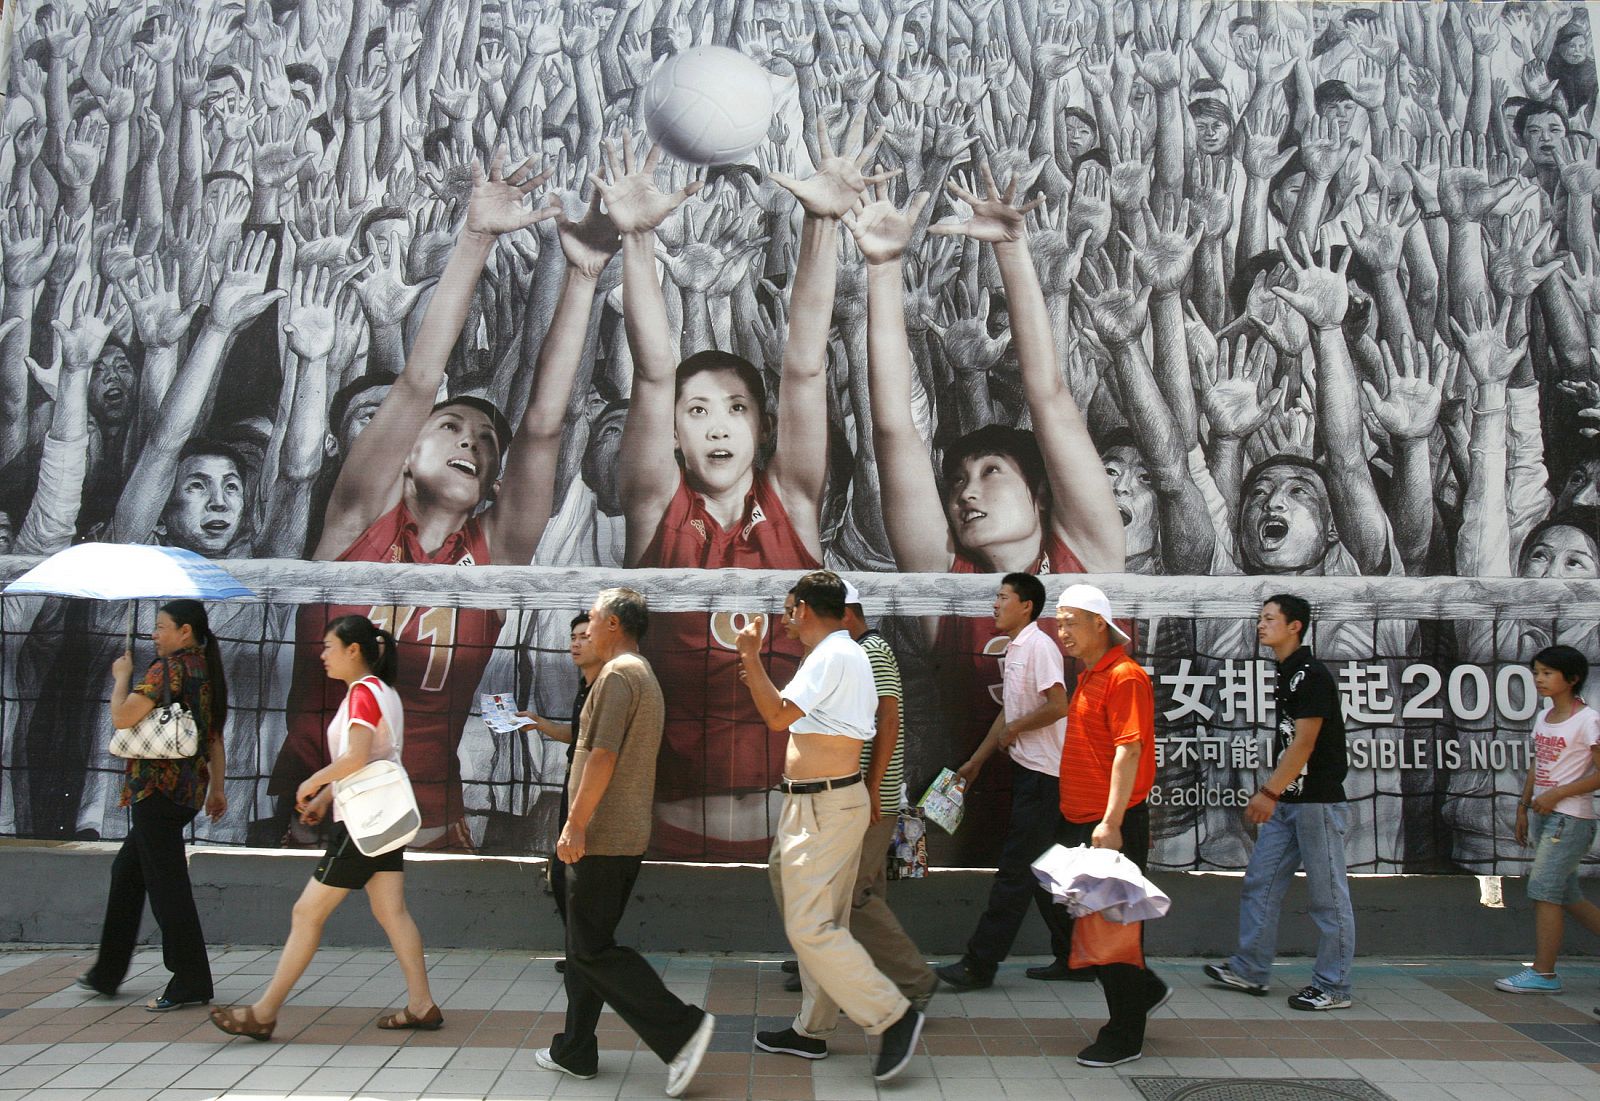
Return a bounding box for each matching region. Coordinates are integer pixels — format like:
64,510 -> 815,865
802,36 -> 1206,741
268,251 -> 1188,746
1527,810 -> 1597,905
1228,801 -> 1355,998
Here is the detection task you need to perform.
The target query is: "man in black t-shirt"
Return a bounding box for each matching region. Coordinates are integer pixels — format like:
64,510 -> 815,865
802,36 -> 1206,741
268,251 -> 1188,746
1203,595 -> 1356,1011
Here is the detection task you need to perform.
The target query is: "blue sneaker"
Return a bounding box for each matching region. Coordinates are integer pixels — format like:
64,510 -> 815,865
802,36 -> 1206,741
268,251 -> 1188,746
1494,967 -> 1562,994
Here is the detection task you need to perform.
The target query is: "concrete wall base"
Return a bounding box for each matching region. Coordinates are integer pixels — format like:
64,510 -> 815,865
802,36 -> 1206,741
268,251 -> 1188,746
0,841 -> 1583,959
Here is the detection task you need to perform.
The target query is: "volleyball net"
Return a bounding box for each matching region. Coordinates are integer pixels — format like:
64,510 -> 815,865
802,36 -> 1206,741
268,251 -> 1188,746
2,557 -> 1596,876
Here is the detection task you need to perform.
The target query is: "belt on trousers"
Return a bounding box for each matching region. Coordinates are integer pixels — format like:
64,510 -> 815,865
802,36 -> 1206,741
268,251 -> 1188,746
778,772 -> 863,795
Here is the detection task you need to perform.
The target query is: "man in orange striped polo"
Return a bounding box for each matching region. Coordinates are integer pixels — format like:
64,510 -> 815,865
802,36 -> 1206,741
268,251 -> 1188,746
1054,584 -> 1170,1069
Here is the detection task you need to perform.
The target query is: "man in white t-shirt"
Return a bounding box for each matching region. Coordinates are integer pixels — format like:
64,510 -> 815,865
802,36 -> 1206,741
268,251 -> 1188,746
936,573 -> 1078,990
736,571 -> 924,1083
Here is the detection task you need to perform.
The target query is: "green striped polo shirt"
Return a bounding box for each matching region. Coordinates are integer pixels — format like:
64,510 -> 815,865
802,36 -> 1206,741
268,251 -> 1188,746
856,630 -> 905,813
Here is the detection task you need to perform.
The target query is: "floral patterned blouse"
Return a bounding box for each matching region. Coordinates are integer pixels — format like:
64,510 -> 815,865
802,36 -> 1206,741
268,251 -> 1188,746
120,648 -> 218,811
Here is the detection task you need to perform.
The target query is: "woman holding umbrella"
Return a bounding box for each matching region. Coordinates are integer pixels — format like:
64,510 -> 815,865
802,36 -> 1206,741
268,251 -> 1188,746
78,599 -> 228,1011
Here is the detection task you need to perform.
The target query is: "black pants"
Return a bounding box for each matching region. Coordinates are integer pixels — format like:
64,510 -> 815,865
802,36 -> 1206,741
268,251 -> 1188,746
964,763 -> 1071,975
1056,803 -> 1164,1053
550,855 -> 705,1073
85,793 -> 213,1001
550,787 -> 570,925
550,856 -> 569,924
550,748 -> 576,925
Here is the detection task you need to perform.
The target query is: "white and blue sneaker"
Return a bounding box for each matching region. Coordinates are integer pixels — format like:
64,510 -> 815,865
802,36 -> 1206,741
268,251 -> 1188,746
1202,962 -> 1269,996
1494,967 -> 1562,994
1287,985 -> 1352,1011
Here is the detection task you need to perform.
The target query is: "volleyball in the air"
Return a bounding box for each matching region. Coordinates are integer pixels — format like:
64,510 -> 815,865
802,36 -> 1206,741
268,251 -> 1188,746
641,45 -> 774,165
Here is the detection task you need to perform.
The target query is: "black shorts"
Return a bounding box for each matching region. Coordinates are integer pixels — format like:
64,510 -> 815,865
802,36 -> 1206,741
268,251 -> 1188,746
314,822 -> 405,890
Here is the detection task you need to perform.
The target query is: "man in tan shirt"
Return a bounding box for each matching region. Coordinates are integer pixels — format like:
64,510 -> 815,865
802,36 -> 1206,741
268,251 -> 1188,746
534,588 -> 713,1098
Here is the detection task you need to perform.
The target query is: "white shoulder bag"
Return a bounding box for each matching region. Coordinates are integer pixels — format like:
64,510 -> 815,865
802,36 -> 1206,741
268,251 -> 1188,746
333,760 -> 420,856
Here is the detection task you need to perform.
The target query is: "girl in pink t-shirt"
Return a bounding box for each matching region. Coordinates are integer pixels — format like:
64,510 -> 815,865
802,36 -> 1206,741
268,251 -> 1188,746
1496,645 -> 1600,995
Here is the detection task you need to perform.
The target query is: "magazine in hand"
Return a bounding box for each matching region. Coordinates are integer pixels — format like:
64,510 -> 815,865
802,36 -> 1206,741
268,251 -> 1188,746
917,768 -> 968,834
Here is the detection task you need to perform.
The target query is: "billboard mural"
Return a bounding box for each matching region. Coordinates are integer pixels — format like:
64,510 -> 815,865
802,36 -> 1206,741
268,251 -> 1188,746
1,0 -> 1598,873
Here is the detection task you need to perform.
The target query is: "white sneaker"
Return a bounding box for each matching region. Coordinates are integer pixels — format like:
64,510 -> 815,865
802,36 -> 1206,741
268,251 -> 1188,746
532,1047 -> 596,1080
665,1011 -> 715,1098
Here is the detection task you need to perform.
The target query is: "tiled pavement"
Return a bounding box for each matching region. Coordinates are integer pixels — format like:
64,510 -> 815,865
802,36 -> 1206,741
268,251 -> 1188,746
0,946 -> 1594,1100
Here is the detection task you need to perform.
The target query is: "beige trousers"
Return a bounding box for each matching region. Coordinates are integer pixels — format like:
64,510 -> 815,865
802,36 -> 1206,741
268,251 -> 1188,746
771,812 -> 938,1004
770,783 -> 910,1037
851,815 -> 938,1002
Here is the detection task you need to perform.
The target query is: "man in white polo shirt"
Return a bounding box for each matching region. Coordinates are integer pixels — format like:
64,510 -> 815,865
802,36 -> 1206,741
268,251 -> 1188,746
937,572 -> 1079,990
776,580 -> 936,1010
736,570 -> 925,1083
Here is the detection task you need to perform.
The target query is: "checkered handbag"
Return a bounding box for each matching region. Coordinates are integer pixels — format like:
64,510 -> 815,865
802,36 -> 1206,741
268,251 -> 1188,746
110,659 -> 200,760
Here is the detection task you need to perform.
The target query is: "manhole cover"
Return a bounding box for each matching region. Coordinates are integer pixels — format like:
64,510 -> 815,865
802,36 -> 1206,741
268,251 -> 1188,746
1132,1079 -> 1395,1101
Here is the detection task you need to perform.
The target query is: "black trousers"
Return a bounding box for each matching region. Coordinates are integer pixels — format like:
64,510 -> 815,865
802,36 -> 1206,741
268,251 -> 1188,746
964,762 -> 1071,974
550,739 -> 578,926
1056,802 -> 1164,1052
550,787 -> 570,925
85,793 -> 213,1001
550,856 -> 570,924
550,855 -> 705,1072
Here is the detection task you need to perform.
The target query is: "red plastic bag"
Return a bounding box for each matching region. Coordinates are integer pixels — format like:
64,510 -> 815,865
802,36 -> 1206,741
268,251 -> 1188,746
1069,913 -> 1145,968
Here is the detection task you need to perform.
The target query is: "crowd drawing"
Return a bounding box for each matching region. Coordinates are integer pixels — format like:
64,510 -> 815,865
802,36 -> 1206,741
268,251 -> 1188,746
0,0 -> 1598,873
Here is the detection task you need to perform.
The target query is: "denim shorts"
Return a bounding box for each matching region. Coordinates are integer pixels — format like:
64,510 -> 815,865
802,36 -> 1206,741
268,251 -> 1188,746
1527,810 -> 1598,905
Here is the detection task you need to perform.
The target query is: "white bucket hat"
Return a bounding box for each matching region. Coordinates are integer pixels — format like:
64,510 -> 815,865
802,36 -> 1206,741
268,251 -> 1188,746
1055,583 -> 1131,644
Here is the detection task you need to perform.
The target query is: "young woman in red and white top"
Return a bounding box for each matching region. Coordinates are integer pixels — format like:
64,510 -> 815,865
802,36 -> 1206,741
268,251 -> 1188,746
210,615 -> 441,1040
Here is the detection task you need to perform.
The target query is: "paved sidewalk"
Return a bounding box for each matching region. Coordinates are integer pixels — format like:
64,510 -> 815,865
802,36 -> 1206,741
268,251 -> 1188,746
0,946 -> 1594,1100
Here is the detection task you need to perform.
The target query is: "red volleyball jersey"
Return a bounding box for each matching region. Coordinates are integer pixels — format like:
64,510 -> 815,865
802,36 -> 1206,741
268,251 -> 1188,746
271,503 -> 500,833
636,471 -> 819,847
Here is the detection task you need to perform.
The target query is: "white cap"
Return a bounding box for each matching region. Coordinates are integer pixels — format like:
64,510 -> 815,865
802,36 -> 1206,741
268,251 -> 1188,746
842,579 -> 862,607
1056,583 -> 1131,644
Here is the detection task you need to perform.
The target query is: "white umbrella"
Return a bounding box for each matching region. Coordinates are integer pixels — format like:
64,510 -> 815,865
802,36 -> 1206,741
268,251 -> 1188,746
4,543 -> 256,646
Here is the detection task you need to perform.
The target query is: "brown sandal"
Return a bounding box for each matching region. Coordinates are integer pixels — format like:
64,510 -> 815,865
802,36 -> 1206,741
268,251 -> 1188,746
377,1004 -> 444,1030
208,1005 -> 275,1042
